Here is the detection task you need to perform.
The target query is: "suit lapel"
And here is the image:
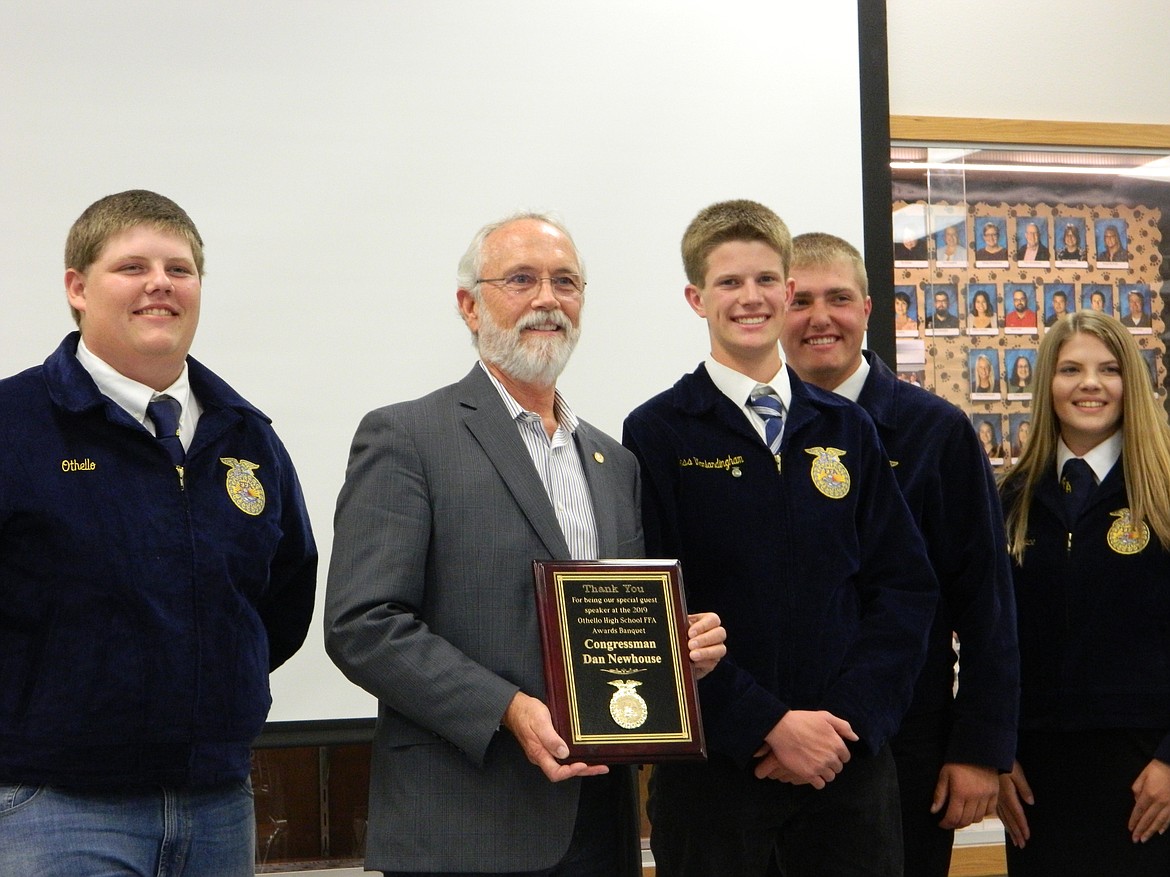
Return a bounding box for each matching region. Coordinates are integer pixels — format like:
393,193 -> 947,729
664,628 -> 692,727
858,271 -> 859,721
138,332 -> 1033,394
574,422 -> 618,557
457,366 -> 571,559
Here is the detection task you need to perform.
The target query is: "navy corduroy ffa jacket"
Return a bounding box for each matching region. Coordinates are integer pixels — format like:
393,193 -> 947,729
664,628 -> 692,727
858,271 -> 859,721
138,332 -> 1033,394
1004,456 -> 1170,763
859,352 -> 1018,772
0,334 -> 317,788
623,363 -> 937,767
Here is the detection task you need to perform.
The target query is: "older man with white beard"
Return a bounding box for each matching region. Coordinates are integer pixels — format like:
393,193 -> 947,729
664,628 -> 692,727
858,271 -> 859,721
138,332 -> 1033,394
324,212 -> 726,877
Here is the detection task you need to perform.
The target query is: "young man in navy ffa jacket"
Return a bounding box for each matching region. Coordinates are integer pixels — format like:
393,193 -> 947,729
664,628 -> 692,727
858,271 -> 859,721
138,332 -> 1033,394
781,232 -> 1018,877
623,200 -> 938,876
0,190 -> 317,876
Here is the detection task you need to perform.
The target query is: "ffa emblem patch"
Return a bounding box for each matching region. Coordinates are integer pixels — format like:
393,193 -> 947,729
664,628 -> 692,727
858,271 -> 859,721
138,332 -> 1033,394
608,679 -> 648,729
221,457 -> 266,516
805,447 -> 850,499
1106,508 -> 1150,555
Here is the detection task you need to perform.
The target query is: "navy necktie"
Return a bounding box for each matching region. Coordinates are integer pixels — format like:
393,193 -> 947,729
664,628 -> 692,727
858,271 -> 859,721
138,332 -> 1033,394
147,397 -> 185,467
749,390 -> 785,455
1060,457 -> 1095,528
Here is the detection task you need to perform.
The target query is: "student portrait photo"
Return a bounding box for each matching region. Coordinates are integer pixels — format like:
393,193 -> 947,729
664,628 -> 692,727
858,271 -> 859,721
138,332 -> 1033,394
1006,350 -> 1036,398
1015,218 -> 1051,265
971,414 -> 1004,465
894,285 -> 919,334
925,284 -> 960,334
1043,283 -> 1073,327
1081,283 -> 1114,317
1054,217 -> 1088,265
974,217 -> 1009,265
1095,220 -> 1130,265
966,283 -> 999,335
935,221 -> 968,265
1007,413 -> 1031,460
969,349 -> 1001,399
1120,283 -> 1152,332
1141,348 -> 1160,390
894,217 -> 929,264
1004,284 -> 1038,334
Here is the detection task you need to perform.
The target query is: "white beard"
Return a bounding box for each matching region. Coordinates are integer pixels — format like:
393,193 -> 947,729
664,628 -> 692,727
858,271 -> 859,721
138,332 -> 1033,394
475,302 -> 580,386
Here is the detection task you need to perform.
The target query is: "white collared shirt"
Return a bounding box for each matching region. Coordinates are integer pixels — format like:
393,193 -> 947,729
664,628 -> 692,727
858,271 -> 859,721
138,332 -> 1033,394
75,338 -> 200,451
479,361 -> 599,560
1055,431 -> 1123,485
704,356 -> 791,444
826,357 -> 871,403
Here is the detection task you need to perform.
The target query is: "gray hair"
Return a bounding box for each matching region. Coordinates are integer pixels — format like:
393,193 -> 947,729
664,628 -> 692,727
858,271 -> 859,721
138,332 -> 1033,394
455,211 -> 586,297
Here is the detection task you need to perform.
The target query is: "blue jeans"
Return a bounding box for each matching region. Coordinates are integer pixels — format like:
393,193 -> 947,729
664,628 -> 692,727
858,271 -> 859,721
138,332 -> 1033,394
0,780 -> 255,877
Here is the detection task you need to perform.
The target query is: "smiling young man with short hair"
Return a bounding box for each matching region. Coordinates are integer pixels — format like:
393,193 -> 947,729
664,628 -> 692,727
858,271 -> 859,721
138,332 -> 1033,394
623,202 -> 937,876
0,190 -> 317,876
780,231 -> 1018,877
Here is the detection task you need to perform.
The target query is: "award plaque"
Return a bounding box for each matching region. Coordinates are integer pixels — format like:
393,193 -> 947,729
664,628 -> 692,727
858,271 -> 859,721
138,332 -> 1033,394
532,559 -> 706,763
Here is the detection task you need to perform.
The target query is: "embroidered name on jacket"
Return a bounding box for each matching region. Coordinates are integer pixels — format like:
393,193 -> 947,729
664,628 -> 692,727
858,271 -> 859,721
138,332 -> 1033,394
61,458 -> 97,472
679,455 -> 745,470
221,457 -> 266,515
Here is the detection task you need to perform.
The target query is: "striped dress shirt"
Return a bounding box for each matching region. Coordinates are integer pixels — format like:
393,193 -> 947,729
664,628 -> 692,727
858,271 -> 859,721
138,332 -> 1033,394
481,363 -> 599,560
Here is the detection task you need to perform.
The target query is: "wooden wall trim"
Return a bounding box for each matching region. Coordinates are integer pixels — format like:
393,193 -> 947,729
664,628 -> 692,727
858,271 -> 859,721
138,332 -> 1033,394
890,115 -> 1170,150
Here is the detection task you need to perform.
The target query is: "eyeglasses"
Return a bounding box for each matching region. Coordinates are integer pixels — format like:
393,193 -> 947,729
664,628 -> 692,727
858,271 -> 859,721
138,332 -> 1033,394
476,273 -> 585,298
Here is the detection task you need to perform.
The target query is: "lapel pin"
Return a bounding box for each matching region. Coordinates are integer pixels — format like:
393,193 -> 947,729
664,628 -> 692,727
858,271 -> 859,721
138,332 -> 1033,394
594,451 -> 605,463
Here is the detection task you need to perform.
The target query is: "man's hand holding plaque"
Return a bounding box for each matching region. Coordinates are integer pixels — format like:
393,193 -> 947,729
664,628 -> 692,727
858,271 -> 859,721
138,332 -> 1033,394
532,560 -> 721,764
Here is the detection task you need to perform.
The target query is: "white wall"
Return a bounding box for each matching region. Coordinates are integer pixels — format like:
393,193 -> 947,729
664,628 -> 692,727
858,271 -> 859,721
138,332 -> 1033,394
0,1 -> 865,723
887,0 -> 1170,124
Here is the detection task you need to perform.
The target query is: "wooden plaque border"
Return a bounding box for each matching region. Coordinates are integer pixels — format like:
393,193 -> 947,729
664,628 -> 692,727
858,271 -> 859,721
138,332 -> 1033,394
533,559 -> 706,764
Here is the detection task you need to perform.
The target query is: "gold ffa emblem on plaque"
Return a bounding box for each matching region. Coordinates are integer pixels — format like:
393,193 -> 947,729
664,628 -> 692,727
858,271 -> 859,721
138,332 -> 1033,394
608,679 -> 648,729
1107,508 -> 1150,555
221,458 -> 266,516
805,447 -> 850,499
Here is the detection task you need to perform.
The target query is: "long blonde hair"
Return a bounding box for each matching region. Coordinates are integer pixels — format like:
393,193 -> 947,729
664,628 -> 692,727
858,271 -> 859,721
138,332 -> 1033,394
1000,310 -> 1170,562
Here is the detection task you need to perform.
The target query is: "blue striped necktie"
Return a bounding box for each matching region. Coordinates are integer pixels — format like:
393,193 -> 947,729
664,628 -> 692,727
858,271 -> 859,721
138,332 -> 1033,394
147,396 -> 185,467
749,389 -> 785,455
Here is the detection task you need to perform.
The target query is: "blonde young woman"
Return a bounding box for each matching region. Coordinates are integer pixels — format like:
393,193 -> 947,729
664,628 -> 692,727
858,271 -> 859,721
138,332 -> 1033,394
977,419 -> 999,460
972,353 -> 996,394
997,311 -> 1170,875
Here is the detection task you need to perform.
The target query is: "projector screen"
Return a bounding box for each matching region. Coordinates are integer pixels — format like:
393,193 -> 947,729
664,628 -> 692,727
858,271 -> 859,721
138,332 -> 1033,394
0,1 -> 866,723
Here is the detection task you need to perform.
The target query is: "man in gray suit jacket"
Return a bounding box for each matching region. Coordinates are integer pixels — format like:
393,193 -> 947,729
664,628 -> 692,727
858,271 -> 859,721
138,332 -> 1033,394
325,213 -> 725,876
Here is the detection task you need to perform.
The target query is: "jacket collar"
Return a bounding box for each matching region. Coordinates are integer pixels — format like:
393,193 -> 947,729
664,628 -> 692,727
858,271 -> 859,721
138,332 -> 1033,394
44,332 -> 267,424
674,361 -> 822,444
1033,451 -> 1127,523
856,350 -> 900,433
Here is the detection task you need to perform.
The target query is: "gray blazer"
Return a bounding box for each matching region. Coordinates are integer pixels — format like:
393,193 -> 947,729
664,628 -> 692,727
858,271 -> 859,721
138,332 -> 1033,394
325,364 -> 643,874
